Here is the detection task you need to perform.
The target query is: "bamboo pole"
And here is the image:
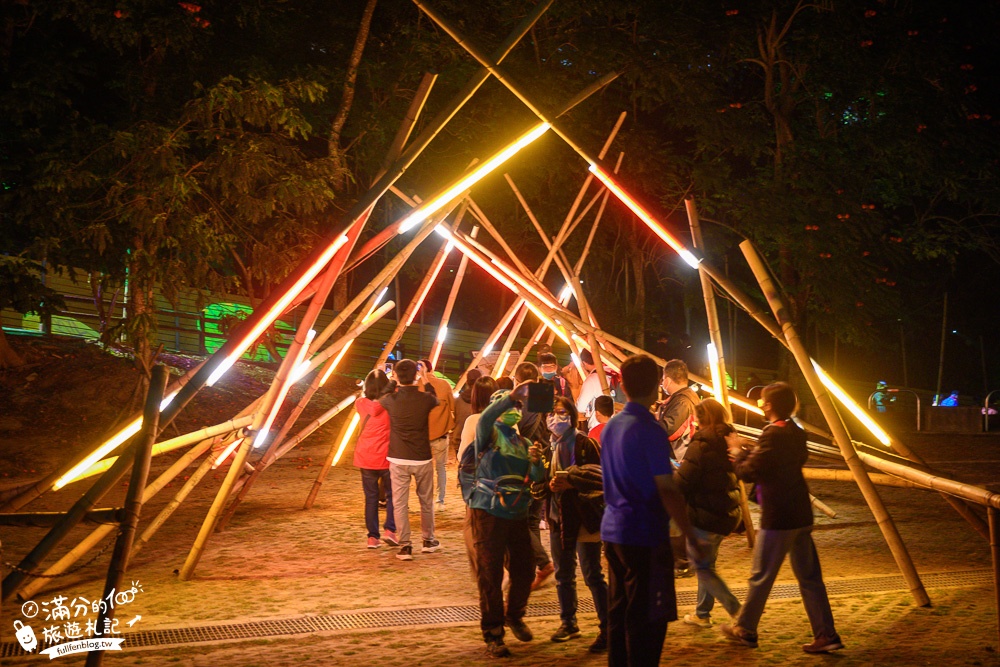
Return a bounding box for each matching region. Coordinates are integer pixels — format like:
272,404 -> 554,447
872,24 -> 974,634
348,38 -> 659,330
304,400 -> 359,509
0,509 -> 123,528
740,239 -> 930,606
16,437 -> 215,600
809,494 -> 837,519
85,365 -> 166,667
802,467 -> 927,490
430,225 -> 479,369
687,199 -> 755,547
857,452 -> 1000,510
989,507 -> 1000,649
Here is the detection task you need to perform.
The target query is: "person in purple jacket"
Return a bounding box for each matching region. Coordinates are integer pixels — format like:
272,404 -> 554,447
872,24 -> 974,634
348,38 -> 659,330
720,382 -> 844,654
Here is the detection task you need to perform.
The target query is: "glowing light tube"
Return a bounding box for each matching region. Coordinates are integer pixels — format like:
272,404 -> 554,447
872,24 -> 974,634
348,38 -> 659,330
588,165 -> 700,269
812,360 -> 892,447
254,329 -> 317,449
707,343 -> 724,402
332,412 -> 362,466
398,123 -> 550,233
405,242 -> 453,327
212,438 -> 244,469
206,234 -> 349,387
493,351 -> 511,379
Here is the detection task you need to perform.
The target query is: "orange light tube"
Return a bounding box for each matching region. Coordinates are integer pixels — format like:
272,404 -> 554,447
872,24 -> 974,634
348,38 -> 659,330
405,243 -> 453,327
588,165 -> 700,269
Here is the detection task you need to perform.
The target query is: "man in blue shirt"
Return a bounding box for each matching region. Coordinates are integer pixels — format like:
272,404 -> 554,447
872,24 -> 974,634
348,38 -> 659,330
601,354 -> 698,666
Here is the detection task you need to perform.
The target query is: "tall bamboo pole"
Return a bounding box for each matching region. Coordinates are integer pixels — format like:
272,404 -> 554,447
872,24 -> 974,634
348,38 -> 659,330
740,240 -> 930,606
304,400 -> 360,509
85,365 -> 166,667
686,200 -> 755,546
429,225 -> 479,369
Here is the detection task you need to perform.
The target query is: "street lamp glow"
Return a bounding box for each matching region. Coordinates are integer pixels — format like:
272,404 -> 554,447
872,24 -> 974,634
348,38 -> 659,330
398,123 -> 551,233
588,165 -> 700,269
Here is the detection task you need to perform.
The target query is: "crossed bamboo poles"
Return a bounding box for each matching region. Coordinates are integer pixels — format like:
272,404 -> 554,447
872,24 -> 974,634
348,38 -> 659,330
4,0 -> 997,617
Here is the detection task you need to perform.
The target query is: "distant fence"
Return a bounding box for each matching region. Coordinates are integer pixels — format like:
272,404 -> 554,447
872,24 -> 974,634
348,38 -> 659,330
0,269 -> 555,379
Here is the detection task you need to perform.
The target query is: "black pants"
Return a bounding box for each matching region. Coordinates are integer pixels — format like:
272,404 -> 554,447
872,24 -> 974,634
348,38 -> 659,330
470,508 -> 535,639
528,497 -> 551,569
605,540 -> 676,667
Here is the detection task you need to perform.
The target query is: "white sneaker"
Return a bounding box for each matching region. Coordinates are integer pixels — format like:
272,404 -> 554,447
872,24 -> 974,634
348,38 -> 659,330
684,613 -> 712,629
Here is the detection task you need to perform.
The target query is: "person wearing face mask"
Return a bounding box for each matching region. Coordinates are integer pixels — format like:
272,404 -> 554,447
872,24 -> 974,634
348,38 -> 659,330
468,385 -> 547,658
535,396 -> 608,652
537,352 -> 572,399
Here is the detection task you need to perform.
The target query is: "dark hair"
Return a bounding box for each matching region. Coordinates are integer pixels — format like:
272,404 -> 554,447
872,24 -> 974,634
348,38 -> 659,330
594,395 -> 614,418
762,382 -> 797,419
536,343 -> 552,356
419,358 -> 434,373
537,352 -> 558,367
471,376 -> 499,414
552,395 -> 578,424
394,358 -> 417,385
497,376 -> 515,391
579,348 -> 594,366
695,398 -> 732,433
514,362 -> 539,383
620,354 -> 659,400
465,368 -> 482,386
662,359 -> 689,384
363,369 -> 390,400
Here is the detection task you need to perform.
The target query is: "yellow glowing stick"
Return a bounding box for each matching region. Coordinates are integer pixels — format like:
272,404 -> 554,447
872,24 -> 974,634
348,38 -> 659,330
332,412 -> 362,466
588,165 -> 700,269
398,123 -> 550,233
254,329 -> 316,448
212,438 -> 244,469
812,360 -> 892,447
493,351 -> 511,379
707,343 -> 725,403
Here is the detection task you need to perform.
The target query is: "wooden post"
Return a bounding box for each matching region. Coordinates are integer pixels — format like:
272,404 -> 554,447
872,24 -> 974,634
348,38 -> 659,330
304,398 -> 359,509
989,506 -> 1000,651
85,365 -> 166,667
687,199 -> 755,547
740,240 -> 930,607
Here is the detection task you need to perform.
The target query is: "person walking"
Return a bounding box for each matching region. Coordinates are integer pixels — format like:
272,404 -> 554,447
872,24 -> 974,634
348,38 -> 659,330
720,382 -> 844,654
600,354 -> 699,667
458,375 -> 499,577
353,369 -> 399,549
539,396 -> 608,652
419,358 -> 455,508
377,359 -> 441,561
467,384 -> 546,658
675,398 -> 742,628
451,369 -> 482,459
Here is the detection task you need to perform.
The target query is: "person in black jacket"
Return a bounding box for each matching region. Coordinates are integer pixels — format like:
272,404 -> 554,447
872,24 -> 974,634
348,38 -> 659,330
536,396 -> 608,652
720,383 -> 843,654
675,399 -> 742,628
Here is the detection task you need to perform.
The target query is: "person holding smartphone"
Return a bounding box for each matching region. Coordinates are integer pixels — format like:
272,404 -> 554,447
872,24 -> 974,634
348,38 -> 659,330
537,395 -> 608,652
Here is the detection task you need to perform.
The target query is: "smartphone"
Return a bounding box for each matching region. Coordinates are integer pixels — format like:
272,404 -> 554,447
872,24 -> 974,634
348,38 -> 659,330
384,362 -> 393,375
554,470 -> 569,478
526,381 -> 555,414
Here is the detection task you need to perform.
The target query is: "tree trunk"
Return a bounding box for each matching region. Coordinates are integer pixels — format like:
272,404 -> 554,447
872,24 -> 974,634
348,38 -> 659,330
328,0 -> 379,187
0,328 -> 24,368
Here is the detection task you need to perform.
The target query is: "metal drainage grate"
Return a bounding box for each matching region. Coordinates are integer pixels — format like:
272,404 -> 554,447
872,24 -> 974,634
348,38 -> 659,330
1,569 -> 992,659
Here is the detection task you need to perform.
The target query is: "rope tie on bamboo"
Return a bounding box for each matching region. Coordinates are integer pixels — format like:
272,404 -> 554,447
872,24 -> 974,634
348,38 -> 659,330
1,531 -> 121,579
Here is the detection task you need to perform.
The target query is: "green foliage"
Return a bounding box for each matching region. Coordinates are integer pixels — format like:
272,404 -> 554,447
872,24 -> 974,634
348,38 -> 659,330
0,257 -> 65,317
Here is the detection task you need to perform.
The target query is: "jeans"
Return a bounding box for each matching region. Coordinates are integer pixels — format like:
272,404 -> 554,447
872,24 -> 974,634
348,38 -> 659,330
361,468 -> 395,539
549,520 -> 607,630
469,508 -> 534,639
389,461 -> 435,547
686,527 -> 740,619
430,436 -> 449,504
736,526 -> 837,638
528,498 -> 551,568
606,540 -> 675,667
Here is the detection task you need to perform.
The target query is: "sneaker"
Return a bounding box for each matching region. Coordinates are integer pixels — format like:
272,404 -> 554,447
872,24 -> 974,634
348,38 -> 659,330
378,500 -> 387,508
588,630 -> 608,653
530,562 -> 555,591
396,545 -> 413,561
675,566 -> 693,579
683,613 -> 712,628
421,538 -> 441,553
720,623 -> 758,648
366,537 -> 380,549
803,634 -> 844,654
382,531 -> 399,547
506,618 -> 533,642
550,624 -> 581,642
485,636 -> 511,658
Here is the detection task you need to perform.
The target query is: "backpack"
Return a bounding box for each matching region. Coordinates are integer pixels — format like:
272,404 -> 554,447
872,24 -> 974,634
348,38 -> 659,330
458,429 -> 532,511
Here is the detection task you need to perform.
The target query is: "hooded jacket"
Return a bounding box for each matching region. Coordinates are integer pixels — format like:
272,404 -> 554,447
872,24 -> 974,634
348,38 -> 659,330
675,425 -> 742,536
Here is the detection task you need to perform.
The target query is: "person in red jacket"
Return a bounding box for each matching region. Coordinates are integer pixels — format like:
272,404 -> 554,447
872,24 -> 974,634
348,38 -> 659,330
353,369 -> 398,549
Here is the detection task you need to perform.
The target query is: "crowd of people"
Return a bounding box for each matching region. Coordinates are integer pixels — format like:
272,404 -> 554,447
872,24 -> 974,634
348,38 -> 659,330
350,345 -> 844,664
